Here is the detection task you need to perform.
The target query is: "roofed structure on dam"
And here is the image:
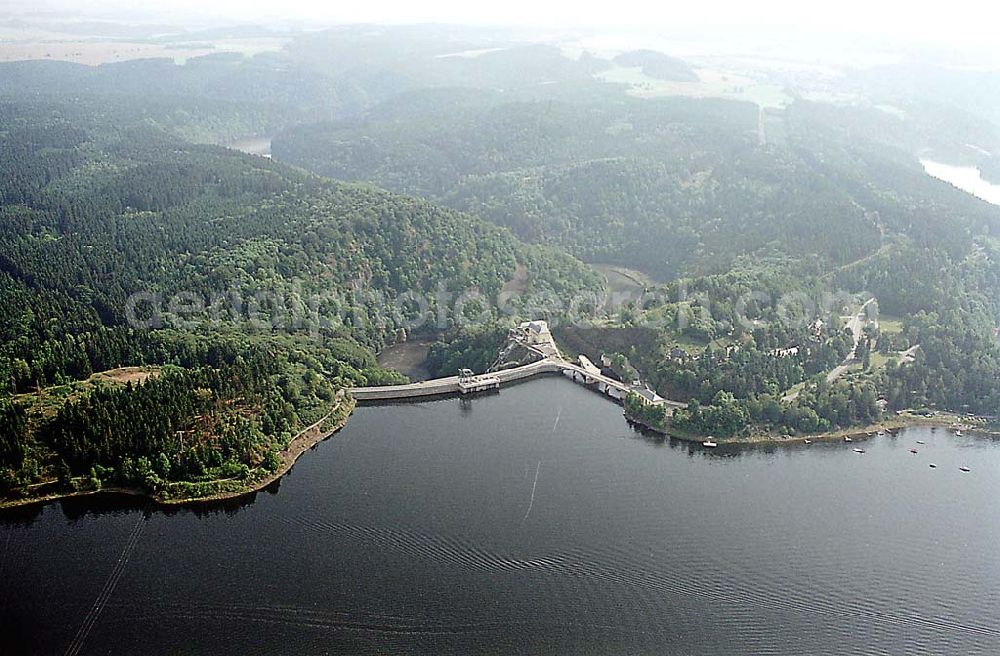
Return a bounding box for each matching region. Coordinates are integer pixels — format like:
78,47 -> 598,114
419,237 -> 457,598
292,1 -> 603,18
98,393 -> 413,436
506,320 -> 558,359
510,320 -> 550,343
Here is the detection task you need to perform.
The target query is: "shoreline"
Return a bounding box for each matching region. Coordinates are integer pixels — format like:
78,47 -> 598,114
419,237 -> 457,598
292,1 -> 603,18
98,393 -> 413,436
627,409 -> 999,446
6,380 -> 996,512
154,394 -> 357,506
0,395 -> 357,512
733,412 -> 1000,445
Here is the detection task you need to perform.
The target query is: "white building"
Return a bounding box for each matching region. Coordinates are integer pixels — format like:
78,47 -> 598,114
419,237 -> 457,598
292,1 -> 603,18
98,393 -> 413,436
517,320 -> 551,345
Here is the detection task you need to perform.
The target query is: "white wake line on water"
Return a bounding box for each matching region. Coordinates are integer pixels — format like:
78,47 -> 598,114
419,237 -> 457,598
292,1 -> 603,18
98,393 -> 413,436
64,512 -> 147,656
522,461 -> 542,523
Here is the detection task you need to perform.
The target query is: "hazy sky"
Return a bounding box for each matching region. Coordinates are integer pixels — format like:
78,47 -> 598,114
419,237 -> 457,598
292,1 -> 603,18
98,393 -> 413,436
12,0 -> 1000,49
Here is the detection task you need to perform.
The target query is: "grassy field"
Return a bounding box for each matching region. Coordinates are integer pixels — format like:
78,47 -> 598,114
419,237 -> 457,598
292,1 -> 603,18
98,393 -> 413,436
596,66 -> 791,108
4,367 -> 161,500
879,314 -> 905,335
591,263 -> 653,292
0,20 -> 288,65
869,351 -> 902,370
16,366 -> 160,425
665,335 -> 712,355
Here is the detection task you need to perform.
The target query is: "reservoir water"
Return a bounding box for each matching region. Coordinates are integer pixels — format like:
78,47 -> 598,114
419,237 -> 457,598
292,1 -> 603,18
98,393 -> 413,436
3,377 -> 1000,655
921,159 -> 1000,206
226,136 -> 272,159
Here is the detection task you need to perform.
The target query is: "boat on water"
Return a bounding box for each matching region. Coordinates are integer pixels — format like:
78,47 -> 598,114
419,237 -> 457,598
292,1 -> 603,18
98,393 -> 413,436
959,466 -> 971,472
702,437 -> 718,448
909,448 -> 918,454
955,430 -> 964,437
803,439 -> 812,444
929,463 -> 937,468
844,436 -> 853,443
916,440 -> 926,445
853,448 -> 866,454
877,430 -> 885,436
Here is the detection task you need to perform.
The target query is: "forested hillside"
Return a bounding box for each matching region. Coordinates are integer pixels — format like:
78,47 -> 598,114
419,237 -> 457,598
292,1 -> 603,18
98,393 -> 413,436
273,93 -> 1000,280
259,34 -> 1000,437
3,21 -> 1000,480
0,100 -> 602,501
0,26 -> 619,145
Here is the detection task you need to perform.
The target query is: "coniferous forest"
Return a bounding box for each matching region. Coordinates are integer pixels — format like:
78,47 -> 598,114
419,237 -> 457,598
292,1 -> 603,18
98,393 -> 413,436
0,97 -> 602,502
2,22 -> 1000,506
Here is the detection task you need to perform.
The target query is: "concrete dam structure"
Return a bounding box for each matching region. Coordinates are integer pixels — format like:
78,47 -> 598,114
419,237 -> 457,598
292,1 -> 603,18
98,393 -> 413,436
351,321 -> 686,411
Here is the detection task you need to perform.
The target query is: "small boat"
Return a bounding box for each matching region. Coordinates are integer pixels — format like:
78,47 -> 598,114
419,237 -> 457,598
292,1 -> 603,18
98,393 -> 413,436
929,463 -> 937,468
909,448 -> 918,454
877,430 -> 885,436
853,448 -> 866,454
959,466 -> 971,472
916,440 -> 926,445
702,438 -> 718,448
803,439 -> 812,444
844,436 -> 853,443
955,430 -> 963,437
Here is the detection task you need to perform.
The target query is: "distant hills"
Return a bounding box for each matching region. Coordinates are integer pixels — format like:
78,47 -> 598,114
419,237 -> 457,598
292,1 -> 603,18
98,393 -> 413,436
273,92 -> 999,281
612,49 -> 698,82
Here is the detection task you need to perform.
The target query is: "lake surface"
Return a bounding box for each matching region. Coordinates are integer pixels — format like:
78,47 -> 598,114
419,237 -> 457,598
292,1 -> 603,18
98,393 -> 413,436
3,377 -> 1000,655
226,136 -> 272,158
921,159 -> 1000,206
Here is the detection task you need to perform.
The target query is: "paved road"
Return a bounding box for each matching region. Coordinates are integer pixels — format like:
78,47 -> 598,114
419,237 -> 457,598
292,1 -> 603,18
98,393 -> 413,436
784,298 -> 876,401
828,297 -> 877,384
825,361 -> 857,384
845,298 -> 877,353
353,356 -> 689,409
351,359 -> 561,400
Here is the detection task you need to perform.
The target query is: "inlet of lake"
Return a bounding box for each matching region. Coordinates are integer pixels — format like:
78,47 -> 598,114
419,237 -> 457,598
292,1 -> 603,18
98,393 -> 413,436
3,376 -> 1000,655
921,159 -> 1000,206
